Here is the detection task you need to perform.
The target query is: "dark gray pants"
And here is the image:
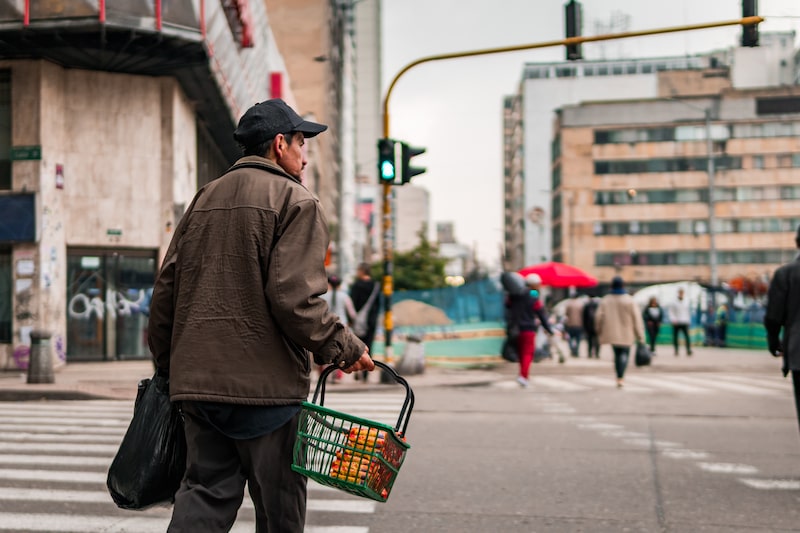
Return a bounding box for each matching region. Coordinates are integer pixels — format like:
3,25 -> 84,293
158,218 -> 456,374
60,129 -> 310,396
612,345 -> 630,379
167,405 -> 306,533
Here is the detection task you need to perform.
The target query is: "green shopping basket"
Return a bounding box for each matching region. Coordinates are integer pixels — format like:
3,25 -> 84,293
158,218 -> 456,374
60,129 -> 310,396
291,361 -> 413,502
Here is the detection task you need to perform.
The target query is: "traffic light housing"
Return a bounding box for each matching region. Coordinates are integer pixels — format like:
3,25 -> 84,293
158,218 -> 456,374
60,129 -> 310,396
377,138 -> 396,183
565,0 -> 583,61
742,0 -> 759,47
400,142 -> 426,184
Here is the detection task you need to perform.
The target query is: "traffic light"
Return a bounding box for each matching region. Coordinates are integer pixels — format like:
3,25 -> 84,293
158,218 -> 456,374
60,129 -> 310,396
400,142 -> 426,184
377,138 -> 396,183
564,0 -> 583,61
742,0 -> 759,47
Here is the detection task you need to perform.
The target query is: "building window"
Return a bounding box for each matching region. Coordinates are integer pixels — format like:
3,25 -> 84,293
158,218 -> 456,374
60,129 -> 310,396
752,155 -> 764,169
0,246 -> 9,342
756,97 -> 800,115
556,67 -> 576,78
594,156 -> 742,175
777,154 -> 793,168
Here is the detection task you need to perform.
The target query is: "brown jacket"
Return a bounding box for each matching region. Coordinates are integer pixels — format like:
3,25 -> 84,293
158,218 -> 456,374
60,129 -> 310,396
595,293 -> 645,347
148,156 -> 366,405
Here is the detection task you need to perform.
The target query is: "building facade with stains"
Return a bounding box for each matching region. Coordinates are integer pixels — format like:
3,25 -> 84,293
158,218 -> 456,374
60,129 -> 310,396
0,1 -> 333,368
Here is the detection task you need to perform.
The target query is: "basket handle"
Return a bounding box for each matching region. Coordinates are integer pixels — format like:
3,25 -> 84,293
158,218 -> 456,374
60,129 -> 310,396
313,360 -> 415,437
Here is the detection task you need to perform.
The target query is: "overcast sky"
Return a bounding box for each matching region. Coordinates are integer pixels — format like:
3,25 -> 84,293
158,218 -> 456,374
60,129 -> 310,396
381,0 -> 800,268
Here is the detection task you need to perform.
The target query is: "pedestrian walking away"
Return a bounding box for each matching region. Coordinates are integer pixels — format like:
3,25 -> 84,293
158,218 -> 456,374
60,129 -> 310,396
147,98 -> 375,533
715,302 -> 729,348
764,223 -> 800,443
642,296 -> 663,356
350,262 -> 381,382
506,273 -> 554,387
564,294 -> 585,357
595,276 -> 645,388
582,296 -> 600,358
668,288 -> 693,356
319,274 -> 357,383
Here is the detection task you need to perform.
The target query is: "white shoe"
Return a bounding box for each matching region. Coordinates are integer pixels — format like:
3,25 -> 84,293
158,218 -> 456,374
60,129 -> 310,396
516,376 -> 529,388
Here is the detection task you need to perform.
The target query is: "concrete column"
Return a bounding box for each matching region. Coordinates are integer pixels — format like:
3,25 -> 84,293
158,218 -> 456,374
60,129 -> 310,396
27,329 -> 54,384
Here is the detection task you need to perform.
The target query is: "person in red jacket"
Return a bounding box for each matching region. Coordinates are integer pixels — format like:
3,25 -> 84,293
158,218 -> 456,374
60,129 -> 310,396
506,273 -> 554,388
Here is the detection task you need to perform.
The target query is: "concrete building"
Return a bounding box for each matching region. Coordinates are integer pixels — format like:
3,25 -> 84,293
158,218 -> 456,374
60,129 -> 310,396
265,0 -> 382,281
393,185 -> 430,253
0,1 -> 308,368
503,32 -> 798,271
553,84 -> 800,292
437,221 -> 473,281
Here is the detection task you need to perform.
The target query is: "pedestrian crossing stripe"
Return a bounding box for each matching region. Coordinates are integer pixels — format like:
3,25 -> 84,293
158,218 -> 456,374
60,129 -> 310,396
0,423 -> 127,434
698,462 -> 759,474
497,373 -> 792,396
0,432 -> 121,443
0,394 -> 402,532
0,512 -> 369,533
739,478 -> 800,490
0,442 -> 119,454
0,415 -> 128,426
716,374 -> 793,391
0,455 -> 110,467
527,376 -> 586,391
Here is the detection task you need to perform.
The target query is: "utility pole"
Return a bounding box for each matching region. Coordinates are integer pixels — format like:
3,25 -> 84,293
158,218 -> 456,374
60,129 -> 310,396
704,107 -> 718,290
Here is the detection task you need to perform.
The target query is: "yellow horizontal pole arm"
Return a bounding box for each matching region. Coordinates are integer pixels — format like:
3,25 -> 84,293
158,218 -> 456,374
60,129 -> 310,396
382,16 -> 763,136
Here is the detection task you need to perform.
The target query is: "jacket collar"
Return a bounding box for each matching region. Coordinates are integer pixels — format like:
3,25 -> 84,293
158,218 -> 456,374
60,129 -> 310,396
228,155 -> 302,185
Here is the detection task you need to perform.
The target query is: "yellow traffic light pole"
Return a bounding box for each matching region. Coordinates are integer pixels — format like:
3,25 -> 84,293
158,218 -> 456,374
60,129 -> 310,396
379,16 -> 762,364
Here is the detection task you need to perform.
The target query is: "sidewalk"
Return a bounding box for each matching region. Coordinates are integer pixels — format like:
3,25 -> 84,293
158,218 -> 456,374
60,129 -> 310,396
0,359 -> 508,402
0,345 -> 780,402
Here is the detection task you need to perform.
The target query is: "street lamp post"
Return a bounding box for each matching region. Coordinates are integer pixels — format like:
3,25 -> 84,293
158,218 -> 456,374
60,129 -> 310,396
703,107 -> 719,289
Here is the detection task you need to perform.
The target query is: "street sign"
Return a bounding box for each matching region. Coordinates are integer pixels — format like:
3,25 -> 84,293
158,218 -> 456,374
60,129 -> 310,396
11,146 -> 42,161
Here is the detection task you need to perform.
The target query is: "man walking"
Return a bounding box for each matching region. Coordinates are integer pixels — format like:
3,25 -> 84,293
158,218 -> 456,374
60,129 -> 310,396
350,262 -> 381,382
564,294 -> 585,357
764,224 -> 800,443
595,276 -> 645,388
668,288 -> 693,356
582,297 -> 600,358
148,99 -> 374,532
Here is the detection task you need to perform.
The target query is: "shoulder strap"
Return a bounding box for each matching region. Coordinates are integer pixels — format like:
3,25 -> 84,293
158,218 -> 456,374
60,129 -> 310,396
364,282 -> 380,310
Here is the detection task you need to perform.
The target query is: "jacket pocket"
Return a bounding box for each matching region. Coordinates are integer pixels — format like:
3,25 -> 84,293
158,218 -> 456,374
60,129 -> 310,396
283,335 -> 311,374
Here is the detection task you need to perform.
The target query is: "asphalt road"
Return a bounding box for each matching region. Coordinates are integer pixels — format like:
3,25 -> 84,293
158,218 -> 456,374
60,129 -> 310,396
372,366 -> 800,533
0,356 -> 798,532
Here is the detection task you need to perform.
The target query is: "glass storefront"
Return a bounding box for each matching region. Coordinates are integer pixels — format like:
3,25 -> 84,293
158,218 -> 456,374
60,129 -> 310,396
66,248 -> 157,361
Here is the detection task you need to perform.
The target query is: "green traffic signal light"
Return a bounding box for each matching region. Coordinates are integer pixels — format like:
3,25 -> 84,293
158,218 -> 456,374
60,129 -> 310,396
377,138 -> 396,183
401,143 -> 426,184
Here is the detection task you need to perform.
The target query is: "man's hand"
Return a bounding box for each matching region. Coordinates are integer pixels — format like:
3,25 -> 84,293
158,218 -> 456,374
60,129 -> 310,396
769,341 -> 784,357
341,350 -> 374,374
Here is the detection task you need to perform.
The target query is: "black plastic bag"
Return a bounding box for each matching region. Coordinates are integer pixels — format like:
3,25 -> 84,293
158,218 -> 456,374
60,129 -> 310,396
501,333 -> 519,362
107,373 -> 187,510
635,343 -> 652,367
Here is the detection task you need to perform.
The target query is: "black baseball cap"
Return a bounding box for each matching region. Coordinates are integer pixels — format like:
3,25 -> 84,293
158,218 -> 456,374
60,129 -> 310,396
233,99 -> 327,147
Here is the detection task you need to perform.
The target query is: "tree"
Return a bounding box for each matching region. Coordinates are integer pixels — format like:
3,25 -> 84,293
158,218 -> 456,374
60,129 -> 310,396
372,226 -> 449,291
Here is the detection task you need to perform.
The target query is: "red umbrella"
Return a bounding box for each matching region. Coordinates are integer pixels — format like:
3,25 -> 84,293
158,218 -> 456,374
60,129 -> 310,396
518,261 -> 598,288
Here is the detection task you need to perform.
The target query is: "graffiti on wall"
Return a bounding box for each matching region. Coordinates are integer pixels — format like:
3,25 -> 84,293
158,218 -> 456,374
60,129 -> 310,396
67,288 -> 149,320
12,344 -> 29,369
